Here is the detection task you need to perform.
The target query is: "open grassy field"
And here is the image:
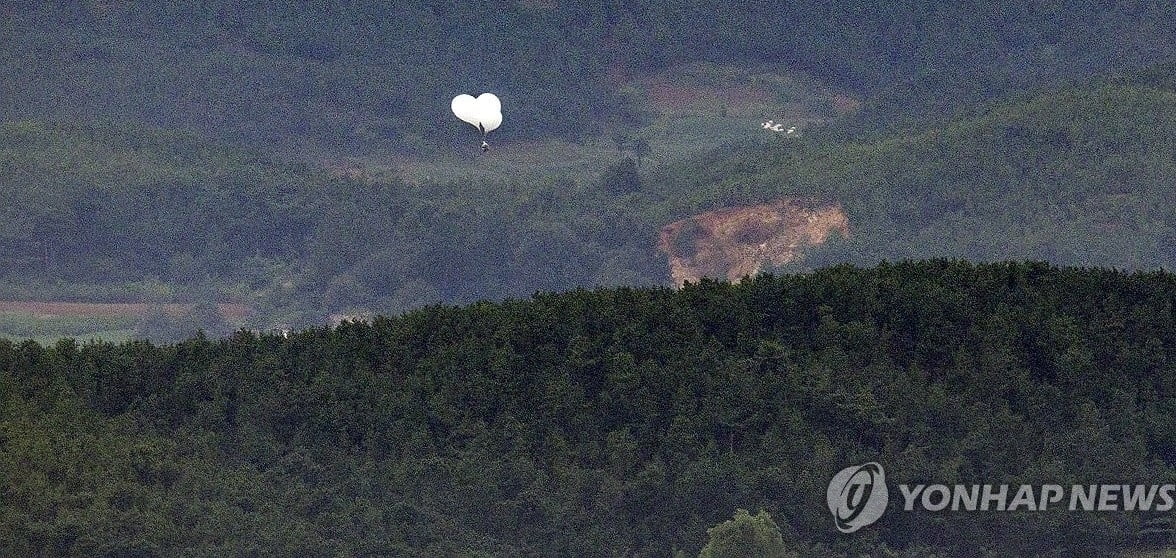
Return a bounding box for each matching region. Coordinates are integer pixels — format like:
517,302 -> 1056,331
0,301 -> 251,344
0,310 -> 138,344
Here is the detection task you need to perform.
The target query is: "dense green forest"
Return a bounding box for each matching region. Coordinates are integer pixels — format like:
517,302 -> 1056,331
2,262 -> 1174,556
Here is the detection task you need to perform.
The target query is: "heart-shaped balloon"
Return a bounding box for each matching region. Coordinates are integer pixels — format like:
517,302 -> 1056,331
451,94 -> 481,127
451,93 -> 502,134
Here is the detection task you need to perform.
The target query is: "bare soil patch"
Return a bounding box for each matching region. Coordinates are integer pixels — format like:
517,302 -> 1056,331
658,198 -> 849,286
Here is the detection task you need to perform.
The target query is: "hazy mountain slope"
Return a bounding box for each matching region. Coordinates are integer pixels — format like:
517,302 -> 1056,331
2,2 -> 1171,153
5,72 -> 1176,331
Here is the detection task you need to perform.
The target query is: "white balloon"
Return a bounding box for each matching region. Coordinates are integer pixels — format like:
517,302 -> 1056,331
451,94 -> 481,128
452,92 -> 503,135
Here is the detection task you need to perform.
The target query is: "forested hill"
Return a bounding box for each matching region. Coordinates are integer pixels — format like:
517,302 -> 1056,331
0,119 -> 661,327
655,79 -> 1176,270
2,261 -> 1174,556
0,120 -> 323,286
2,2 -> 1172,151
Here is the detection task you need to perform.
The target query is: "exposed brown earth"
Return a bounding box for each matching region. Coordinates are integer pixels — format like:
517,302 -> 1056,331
657,198 -> 849,286
644,79 -> 774,113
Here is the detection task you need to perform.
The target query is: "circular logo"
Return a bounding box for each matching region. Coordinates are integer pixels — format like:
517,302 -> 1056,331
827,462 -> 889,533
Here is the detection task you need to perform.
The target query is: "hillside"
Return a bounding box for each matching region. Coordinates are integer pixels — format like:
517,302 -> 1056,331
4,68 -> 1176,340
650,80 -> 1176,276
2,261 -> 1173,556
0,120 -> 668,337
2,4 -> 1175,343
0,120 -> 327,308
